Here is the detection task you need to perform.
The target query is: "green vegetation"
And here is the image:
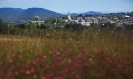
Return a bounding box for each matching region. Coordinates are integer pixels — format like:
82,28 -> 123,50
0,18 -> 5,32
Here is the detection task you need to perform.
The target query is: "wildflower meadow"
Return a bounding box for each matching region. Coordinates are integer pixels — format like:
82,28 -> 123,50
0,29 -> 133,79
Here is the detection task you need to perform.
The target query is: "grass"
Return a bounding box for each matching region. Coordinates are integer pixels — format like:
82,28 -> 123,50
0,29 -> 133,79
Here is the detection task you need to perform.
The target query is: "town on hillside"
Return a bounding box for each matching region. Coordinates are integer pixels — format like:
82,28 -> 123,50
31,12 -> 133,29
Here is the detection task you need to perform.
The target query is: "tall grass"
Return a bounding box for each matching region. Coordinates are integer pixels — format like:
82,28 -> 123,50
0,29 -> 133,79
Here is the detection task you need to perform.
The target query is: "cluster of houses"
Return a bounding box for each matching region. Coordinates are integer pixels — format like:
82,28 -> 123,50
63,12 -> 133,27
28,12 -> 133,29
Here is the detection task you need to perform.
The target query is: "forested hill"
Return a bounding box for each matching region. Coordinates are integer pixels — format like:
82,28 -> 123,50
0,8 -> 64,23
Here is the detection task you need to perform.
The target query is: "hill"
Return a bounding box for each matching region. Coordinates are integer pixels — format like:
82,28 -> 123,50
82,11 -> 102,15
65,11 -> 102,16
0,8 -> 23,22
0,8 -> 64,23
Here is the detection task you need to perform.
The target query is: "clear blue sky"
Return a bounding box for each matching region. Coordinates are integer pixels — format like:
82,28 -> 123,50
0,0 -> 133,13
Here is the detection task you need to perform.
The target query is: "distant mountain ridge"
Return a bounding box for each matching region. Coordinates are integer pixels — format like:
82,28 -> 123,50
82,11 -> 102,15
0,7 -> 103,23
69,11 -> 103,16
0,8 -> 64,23
0,8 -> 23,22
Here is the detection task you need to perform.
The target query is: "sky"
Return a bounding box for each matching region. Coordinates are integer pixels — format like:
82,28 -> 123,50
0,0 -> 133,13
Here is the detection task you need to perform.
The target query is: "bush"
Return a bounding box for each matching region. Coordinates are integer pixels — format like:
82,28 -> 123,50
64,24 -> 84,31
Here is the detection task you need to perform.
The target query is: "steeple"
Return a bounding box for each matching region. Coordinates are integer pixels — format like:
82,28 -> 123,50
68,12 -> 72,21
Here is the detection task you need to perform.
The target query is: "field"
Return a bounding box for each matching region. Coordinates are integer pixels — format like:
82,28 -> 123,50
0,29 -> 133,79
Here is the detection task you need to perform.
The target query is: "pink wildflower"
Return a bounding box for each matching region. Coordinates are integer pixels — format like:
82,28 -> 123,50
58,76 -> 65,79
19,69 -> 24,74
9,59 -> 13,64
30,67 -> 35,74
14,71 -> 19,76
32,61 -> 37,65
82,63 -> 89,67
97,50 -> 104,54
24,63 -> 29,69
49,51 -> 53,55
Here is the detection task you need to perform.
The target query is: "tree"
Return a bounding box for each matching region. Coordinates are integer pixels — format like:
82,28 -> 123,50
118,15 -> 123,20
78,14 -> 83,17
0,18 -> 5,32
44,17 -> 65,28
17,24 -> 26,29
64,24 -> 83,31
40,24 -> 47,29
0,18 -> 4,26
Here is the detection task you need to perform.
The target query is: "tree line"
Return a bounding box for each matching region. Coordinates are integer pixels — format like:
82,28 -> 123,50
0,17 -> 133,37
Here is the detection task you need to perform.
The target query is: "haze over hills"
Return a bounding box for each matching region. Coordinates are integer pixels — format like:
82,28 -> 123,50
0,8 -> 64,23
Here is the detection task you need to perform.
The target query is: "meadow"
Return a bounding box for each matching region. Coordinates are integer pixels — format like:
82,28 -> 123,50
0,28 -> 133,79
